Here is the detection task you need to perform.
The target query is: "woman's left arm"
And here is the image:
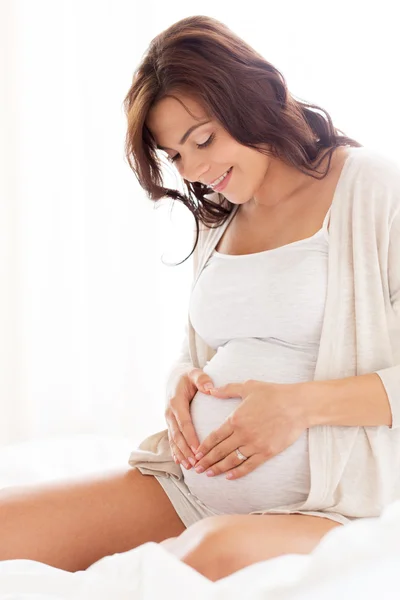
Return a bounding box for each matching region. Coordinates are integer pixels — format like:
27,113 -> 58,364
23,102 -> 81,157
302,373 -> 393,428
306,205 -> 400,430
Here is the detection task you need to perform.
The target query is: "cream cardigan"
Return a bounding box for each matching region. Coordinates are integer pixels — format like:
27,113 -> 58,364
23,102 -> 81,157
129,146 -> 400,520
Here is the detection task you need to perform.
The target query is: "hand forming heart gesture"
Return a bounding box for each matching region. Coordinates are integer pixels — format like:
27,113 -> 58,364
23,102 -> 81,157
192,379 -> 310,480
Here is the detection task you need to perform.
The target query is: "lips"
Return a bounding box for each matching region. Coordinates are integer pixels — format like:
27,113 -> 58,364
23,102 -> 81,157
212,167 -> 233,192
209,166 -> 233,187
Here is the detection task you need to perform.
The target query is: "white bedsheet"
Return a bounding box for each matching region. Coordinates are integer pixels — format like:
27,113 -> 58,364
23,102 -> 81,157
0,434 -> 399,599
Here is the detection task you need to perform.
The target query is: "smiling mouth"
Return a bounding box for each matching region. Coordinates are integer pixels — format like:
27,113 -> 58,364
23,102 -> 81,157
209,166 -> 233,188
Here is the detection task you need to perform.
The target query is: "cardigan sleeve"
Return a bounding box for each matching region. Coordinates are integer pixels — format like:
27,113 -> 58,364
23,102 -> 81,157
164,226 -> 200,405
164,322 -> 194,405
376,206 -> 400,429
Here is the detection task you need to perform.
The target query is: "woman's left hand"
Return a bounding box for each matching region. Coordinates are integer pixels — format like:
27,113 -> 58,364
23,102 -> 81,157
193,379 -> 310,480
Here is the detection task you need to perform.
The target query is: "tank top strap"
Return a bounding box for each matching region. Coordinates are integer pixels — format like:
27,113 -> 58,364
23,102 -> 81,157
322,205 -> 332,234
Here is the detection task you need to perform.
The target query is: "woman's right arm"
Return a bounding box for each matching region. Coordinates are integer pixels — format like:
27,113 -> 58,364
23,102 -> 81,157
164,321 -> 193,407
164,221 -> 215,466
164,220 -> 203,407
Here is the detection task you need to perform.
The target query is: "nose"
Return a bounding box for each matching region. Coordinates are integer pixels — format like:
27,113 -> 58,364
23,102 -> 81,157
180,159 -> 211,185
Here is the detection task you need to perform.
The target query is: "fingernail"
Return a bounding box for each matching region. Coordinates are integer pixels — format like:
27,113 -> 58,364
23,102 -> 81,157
195,465 -> 205,473
183,461 -> 190,469
204,383 -> 213,390
206,469 -> 214,477
188,457 -> 196,467
195,452 -> 203,460
191,446 -> 197,454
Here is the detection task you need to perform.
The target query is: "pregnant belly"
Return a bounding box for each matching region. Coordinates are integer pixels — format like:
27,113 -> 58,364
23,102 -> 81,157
182,339 -> 313,514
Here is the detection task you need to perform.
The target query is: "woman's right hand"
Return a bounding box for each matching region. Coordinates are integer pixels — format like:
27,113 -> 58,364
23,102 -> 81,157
164,368 -> 215,470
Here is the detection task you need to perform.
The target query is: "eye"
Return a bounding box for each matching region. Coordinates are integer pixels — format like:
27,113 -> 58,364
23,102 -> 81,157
168,133 -> 215,164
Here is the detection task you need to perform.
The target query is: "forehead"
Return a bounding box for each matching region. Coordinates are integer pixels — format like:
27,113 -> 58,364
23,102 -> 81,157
146,94 -> 210,145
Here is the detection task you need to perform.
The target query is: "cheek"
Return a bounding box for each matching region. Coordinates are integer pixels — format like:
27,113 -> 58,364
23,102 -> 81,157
230,147 -> 257,174
244,153 -> 270,185
213,137 -> 240,162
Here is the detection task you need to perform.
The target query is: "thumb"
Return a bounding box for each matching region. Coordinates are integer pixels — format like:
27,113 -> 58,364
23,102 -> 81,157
203,381 -> 214,393
187,368 -> 215,394
208,383 -> 243,398
198,376 -> 216,394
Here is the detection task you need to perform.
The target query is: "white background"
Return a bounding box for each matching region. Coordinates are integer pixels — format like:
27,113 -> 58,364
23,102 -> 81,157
0,0 -> 398,448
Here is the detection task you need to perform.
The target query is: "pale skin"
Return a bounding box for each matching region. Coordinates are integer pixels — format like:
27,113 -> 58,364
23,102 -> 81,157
0,93 -> 390,582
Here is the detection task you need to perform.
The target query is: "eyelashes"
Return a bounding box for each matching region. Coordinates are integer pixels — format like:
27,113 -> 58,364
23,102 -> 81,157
168,133 -> 215,164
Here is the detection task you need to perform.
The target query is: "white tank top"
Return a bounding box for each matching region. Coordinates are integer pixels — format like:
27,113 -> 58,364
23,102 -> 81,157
182,208 -> 330,514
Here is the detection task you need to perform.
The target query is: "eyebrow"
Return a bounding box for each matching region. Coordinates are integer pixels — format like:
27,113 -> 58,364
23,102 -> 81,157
156,120 -> 211,151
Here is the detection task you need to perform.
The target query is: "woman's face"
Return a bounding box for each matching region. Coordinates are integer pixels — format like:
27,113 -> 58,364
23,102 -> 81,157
146,93 -> 272,207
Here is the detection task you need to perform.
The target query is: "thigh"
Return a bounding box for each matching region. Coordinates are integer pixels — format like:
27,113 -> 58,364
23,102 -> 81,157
0,467 -> 186,572
169,513 -> 343,581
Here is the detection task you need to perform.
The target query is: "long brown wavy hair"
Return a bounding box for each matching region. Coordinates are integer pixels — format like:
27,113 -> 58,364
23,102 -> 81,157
123,15 -> 362,265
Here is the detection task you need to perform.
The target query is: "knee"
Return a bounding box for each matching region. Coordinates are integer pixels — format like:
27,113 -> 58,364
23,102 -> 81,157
179,517 -> 248,582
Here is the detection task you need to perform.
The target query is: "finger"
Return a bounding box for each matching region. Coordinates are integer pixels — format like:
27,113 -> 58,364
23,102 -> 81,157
175,404 -> 200,458
198,378 -> 216,394
194,435 -> 237,472
170,439 -> 187,467
208,382 -> 244,398
167,425 -> 190,468
189,368 -> 215,393
203,445 -> 253,476
168,412 -> 194,468
224,454 -> 261,480
194,420 -> 234,461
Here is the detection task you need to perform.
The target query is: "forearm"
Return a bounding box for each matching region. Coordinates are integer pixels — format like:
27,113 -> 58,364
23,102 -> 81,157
300,373 -> 393,428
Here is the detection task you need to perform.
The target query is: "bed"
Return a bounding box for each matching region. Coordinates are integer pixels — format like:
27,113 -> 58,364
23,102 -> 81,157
0,434 -> 398,599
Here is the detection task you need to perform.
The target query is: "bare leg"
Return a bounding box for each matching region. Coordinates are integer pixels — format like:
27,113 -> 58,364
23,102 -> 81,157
0,467 -> 186,572
165,513 -> 343,581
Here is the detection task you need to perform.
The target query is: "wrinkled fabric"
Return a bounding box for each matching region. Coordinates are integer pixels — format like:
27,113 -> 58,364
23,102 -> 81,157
129,146 -> 400,522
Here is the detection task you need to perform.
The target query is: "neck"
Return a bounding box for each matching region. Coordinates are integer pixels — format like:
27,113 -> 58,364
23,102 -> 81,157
250,148 -> 334,210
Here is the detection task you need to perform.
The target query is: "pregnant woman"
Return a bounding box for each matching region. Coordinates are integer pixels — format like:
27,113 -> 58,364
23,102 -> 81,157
0,15 -> 399,583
